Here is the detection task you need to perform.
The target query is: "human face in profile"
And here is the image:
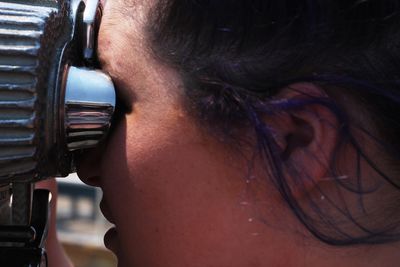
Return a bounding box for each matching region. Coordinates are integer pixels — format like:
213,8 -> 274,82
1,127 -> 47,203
76,0 -> 304,266
77,0 -> 400,267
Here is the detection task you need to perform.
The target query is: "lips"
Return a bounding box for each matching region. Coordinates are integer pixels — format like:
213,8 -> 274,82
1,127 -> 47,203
100,198 -> 116,224
104,226 -> 118,252
100,198 -> 119,253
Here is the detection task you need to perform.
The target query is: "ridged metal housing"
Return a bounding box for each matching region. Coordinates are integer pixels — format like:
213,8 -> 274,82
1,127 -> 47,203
0,2 -> 58,180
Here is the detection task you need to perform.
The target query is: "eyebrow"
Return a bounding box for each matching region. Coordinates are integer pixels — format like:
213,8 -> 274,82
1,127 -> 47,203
95,28 -> 112,70
95,40 -> 136,105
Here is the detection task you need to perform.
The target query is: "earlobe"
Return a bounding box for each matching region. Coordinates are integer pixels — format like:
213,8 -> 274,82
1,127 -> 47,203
266,83 -> 339,197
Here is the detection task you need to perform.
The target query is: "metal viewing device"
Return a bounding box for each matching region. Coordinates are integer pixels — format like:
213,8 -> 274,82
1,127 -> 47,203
0,0 -> 116,266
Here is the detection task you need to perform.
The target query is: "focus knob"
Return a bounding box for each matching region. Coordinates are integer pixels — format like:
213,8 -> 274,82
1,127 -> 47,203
64,66 -> 116,151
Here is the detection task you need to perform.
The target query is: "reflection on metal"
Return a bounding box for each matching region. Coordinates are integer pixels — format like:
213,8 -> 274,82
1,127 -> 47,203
82,0 -> 100,61
64,66 -> 115,151
0,0 -> 115,265
0,0 -> 116,183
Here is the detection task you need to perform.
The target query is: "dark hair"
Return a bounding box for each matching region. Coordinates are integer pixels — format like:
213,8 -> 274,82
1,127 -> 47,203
147,0 -> 400,245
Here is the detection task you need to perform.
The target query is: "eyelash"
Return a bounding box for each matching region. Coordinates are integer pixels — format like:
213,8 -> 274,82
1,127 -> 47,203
114,94 -> 132,116
93,51 -> 131,119
108,95 -> 131,134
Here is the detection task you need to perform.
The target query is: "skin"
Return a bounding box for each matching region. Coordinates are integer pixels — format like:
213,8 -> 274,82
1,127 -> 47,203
76,0 -> 400,266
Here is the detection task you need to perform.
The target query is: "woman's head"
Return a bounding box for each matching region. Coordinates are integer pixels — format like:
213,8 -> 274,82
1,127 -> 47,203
78,0 -> 400,266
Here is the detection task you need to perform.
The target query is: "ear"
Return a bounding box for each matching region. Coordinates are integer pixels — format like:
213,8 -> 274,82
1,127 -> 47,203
265,83 -> 339,198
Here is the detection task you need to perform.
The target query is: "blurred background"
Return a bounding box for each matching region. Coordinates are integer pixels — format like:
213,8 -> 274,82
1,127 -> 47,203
56,174 -> 117,267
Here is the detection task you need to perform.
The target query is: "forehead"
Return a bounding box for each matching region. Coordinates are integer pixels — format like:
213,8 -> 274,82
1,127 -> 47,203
100,0 -> 155,10
96,0 -> 171,101
97,0 -> 148,62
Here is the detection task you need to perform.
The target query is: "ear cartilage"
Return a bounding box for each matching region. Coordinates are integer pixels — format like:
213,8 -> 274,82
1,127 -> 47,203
320,175 -> 349,181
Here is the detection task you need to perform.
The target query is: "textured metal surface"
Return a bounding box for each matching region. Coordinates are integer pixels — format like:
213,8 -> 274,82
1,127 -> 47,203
0,184 -> 10,225
0,2 -> 57,180
0,0 -> 113,182
0,2 -> 114,265
64,66 -> 115,150
66,102 -> 114,149
82,0 -> 99,60
11,182 -> 32,226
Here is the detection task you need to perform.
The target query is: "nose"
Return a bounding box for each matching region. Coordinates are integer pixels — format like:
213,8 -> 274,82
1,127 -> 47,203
75,146 -> 104,187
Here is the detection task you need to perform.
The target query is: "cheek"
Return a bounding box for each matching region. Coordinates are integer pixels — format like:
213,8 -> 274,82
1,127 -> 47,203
99,117 -> 131,210
99,113 -> 303,266
100,112 -> 256,260
102,110 -> 228,208
101,110 -> 216,220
